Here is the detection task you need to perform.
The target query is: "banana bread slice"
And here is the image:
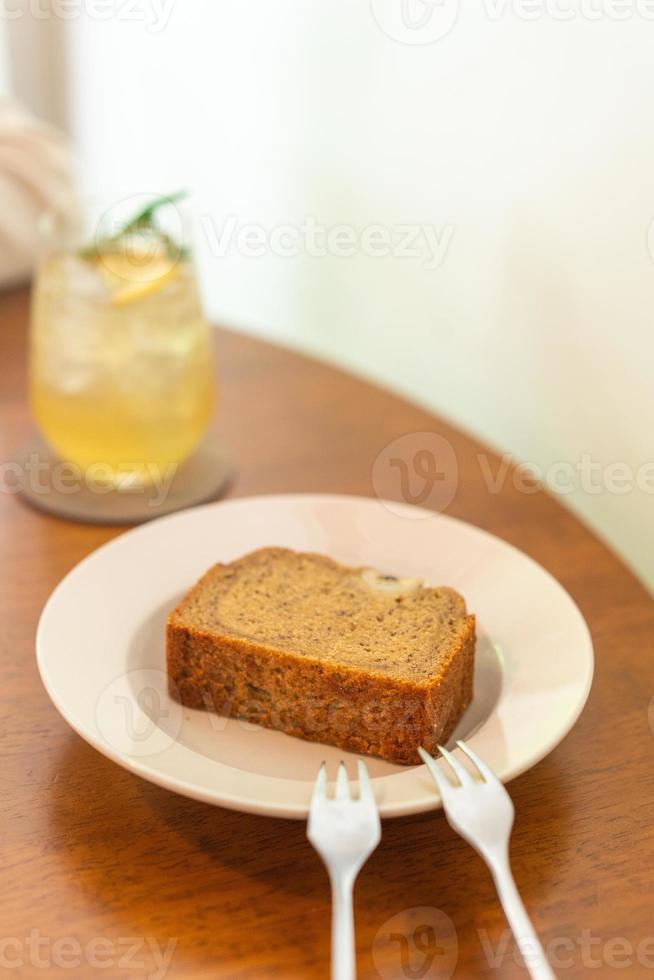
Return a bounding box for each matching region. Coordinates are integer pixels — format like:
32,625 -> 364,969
166,547 -> 475,764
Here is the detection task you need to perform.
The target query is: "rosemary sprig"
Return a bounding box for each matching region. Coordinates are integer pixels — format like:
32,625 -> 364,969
118,190 -> 187,235
79,191 -> 189,261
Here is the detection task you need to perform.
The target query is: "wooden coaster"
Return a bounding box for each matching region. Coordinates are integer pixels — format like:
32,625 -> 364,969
13,433 -> 232,525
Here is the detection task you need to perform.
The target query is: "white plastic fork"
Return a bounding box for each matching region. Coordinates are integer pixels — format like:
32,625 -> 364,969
418,741 -> 556,980
307,760 -> 381,980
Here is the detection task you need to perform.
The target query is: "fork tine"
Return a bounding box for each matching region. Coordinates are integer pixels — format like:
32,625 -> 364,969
417,746 -> 454,798
455,740 -> 495,783
437,744 -> 474,786
357,759 -> 374,804
311,761 -> 327,805
335,761 -> 350,800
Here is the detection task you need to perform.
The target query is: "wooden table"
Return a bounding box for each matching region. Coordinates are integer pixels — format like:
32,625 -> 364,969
2,285 -> 653,979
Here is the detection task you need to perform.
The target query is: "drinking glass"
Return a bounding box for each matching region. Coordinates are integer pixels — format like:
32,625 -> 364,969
29,192 -> 216,487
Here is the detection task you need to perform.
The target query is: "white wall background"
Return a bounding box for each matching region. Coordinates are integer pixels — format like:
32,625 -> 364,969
14,1 -> 654,589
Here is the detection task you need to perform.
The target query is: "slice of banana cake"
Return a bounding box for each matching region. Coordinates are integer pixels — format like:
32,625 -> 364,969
166,547 -> 475,764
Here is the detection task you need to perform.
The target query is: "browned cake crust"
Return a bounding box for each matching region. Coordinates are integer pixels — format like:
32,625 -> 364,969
166,548 -> 475,765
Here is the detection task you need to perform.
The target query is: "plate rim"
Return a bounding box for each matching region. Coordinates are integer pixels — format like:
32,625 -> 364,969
36,492 -> 595,819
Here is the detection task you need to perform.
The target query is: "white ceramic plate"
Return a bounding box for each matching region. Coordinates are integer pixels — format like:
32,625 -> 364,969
37,494 -> 593,819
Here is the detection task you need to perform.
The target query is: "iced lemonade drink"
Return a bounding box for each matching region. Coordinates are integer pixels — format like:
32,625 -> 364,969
30,194 -> 215,485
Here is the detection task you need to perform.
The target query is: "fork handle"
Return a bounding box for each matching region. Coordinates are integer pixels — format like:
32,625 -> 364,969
329,872 -> 356,980
490,858 -> 556,980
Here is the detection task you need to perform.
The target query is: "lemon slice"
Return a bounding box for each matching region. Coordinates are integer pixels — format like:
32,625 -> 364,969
97,248 -> 178,306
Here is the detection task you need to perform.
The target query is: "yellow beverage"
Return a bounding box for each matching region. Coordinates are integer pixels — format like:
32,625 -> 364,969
30,245 -> 215,484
